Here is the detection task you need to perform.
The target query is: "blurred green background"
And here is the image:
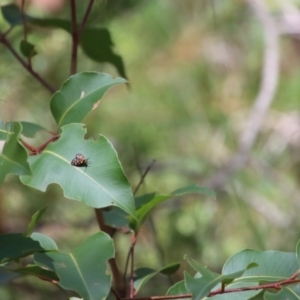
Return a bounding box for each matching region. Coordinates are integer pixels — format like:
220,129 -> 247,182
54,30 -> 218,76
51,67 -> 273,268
1,0 -> 300,298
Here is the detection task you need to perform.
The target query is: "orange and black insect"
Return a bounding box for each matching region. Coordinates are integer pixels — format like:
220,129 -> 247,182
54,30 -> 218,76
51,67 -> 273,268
71,153 -> 89,168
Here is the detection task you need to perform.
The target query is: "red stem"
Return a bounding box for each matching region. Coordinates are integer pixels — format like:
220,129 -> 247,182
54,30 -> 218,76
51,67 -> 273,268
21,134 -> 59,155
130,234 -> 137,298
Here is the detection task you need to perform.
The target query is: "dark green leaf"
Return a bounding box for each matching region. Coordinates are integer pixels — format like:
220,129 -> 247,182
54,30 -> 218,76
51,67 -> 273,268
34,232 -> 114,300
13,265 -> 59,282
0,233 -> 45,263
21,123 -> 136,218
19,121 -> 46,138
1,4 -> 23,26
50,72 -> 126,128
0,122 -> 31,184
24,208 -> 47,237
20,40 -> 37,58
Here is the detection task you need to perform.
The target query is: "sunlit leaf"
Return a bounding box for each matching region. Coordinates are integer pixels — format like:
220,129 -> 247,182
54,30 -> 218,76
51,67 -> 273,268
20,123 -> 136,217
50,72 -> 126,128
0,122 -> 30,184
34,232 -> 114,300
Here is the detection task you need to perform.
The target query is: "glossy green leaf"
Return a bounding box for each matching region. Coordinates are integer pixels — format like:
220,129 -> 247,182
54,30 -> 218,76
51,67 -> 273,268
20,40 -> 37,58
13,265 -> 59,282
19,121 -> 46,138
184,255 -> 256,300
0,233 -> 45,263
130,185 -> 215,232
134,263 -> 180,295
20,123 -> 136,218
50,72 -> 126,128
24,208 -> 47,237
34,232 -> 114,300
31,232 -> 58,251
264,287 -> 300,300
223,249 -> 298,282
0,122 -> 30,185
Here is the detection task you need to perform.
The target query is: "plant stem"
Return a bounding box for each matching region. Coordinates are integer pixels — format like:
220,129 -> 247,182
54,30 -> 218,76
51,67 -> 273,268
0,32 -> 55,94
134,160 -> 156,195
78,0 -> 94,37
70,0 -> 78,75
21,0 -> 32,69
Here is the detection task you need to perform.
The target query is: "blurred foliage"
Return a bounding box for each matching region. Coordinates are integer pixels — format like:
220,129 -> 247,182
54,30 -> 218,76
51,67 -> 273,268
1,0 -> 300,299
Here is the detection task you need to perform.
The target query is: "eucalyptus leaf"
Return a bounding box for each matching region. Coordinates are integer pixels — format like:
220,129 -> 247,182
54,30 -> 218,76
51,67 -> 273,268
0,122 -> 30,184
21,123 -> 136,218
34,232 -> 114,300
50,72 -> 126,128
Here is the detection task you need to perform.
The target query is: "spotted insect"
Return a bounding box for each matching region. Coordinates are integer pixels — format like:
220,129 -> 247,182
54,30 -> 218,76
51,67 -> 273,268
71,153 -> 89,168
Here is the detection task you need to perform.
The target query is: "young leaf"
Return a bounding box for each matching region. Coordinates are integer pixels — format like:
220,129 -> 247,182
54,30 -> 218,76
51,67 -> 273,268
0,122 -> 30,185
20,40 -> 37,58
34,232 -> 114,300
130,185 -> 215,233
24,208 -> 48,237
0,233 -> 46,263
50,72 -> 126,128
184,255 -> 256,300
134,263 -> 180,295
19,121 -> 46,138
223,249 -> 298,283
20,123 -> 136,218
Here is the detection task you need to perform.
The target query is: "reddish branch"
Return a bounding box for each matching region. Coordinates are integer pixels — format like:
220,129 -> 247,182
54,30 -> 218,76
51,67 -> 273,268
121,269 -> 300,300
21,134 -> 59,155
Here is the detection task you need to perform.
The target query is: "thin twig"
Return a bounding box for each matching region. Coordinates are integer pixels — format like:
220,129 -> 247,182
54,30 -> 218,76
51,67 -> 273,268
70,0 -> 78,75
21,0 -> 31,69
130,234 -> 137,298
0,32 -> 55,94
133,160 -> 156,195
205,0 -> 280,190
78,0 -> 95,38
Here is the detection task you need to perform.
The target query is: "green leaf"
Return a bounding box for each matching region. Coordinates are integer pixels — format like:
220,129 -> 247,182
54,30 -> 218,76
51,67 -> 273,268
130,185 -> 215,232
34,232 -> 114,300
134,263 -> 180,295
19,121 -> 46,138
31,232 -> 58,251
0,122 -> 31,184
1,4 -> 23,26
264,287 -> 300,300
0,233 -> 45,263
13,265 -> 59,282
223,249 -> 299,282
20,123 -> 136,218
184,255 -> 256,300
24,208 -> 47,237
50,72 -> 126,128
166,280 -> 189,297
20,40 -> 37,58
0,119 -> 12,140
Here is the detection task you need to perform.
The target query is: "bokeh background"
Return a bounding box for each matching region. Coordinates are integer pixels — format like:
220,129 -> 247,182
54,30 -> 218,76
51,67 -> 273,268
1,0 -> 300,298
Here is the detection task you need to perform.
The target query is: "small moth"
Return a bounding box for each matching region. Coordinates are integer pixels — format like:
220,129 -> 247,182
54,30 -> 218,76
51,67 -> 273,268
71,153 -> 89,168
